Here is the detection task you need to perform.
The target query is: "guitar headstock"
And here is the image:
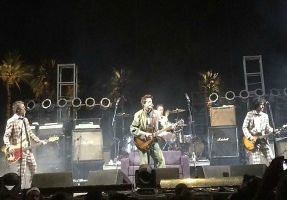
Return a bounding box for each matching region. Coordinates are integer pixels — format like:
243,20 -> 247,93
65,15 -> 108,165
48,136 -> 59,142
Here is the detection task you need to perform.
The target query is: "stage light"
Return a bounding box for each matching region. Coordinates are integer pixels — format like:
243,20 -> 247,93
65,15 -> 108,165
42,99 -> 55,112
58,98 -> 68,109
0,173 -> 21,199
72,98 -> 82,110
85,97 -> 95,110
135,164 -> 155,188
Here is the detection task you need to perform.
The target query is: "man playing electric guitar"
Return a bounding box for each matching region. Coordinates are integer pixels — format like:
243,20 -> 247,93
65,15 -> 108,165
130,94 -> 174,168
242,97 -> 278,165
3,101 -> 47,188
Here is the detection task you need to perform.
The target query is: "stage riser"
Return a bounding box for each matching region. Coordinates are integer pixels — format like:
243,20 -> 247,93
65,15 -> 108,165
190,164 -> 266,178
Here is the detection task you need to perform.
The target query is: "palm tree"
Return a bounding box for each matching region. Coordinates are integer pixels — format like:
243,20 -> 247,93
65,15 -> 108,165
30,59 -> 57,100
198,69 -> 222,95
108,68 -> 132,102
199,70 -> 222,114
0,51 -> 33,119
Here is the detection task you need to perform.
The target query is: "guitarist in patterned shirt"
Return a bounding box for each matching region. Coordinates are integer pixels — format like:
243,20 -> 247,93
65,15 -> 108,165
3,101 -> 47,188
130,94 -> 167,168
242,97 -> 276,165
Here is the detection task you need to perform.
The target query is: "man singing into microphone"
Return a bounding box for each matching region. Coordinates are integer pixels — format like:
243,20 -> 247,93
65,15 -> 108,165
130,94 -> 166,168
3,101 -> 46,188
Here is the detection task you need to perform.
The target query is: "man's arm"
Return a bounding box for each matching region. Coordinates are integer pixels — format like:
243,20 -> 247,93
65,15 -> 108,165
264,114 -> 274,134
3,119 -> 13,148
130,112 -> 151,138
242,112 -> 253,139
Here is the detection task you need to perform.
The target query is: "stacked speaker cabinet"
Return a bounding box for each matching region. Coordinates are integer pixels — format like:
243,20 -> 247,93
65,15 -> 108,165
208,126 -> 240,165
35,124 -> 67,173
72,128 -> 104,179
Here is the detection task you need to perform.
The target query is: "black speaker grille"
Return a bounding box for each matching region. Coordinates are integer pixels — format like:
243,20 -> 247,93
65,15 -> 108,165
208,126 -> 239,158
35,134 -> 66,173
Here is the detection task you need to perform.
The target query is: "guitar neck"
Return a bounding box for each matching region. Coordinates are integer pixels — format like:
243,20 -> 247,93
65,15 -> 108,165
22,143 -> 43,151
154,126 -> 171,136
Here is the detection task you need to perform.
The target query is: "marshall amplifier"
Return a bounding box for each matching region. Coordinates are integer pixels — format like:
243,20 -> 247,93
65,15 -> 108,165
208,126 -> 239,158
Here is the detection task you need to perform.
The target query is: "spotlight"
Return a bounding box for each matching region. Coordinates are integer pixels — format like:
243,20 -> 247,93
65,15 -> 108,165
208,93 -> 219,103
239,90 -> 249,99
72,98 -> 82,110
0,173 -> 21,199
58,98 -> 68,109
41,99 -> 54,111
85,97 -> 95,110
255,88 -> 264,97
27,100 -> 36,110
270,88 -> 280,97
135,164 -> 155,188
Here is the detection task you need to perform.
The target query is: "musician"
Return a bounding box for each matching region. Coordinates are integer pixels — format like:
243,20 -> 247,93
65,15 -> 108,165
3,101 -> 46,187
242,97 -> 275,165
130,94 -> 166,168
156,104 -> 169,128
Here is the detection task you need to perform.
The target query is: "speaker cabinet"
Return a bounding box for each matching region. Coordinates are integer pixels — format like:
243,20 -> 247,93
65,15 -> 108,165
35,134 -> 66,173
230,164 -> 267,178
87,170 -> 131,185
73,160 -> 104,179
32,172 -> 73,188
72,129 -> 103,161
208,126 -> 239,158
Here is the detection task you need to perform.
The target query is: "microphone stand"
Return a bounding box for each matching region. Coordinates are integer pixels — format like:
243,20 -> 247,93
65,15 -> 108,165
185,94 -> 197,175
266,102 -> 277,159
19,118 -> 25,189
111,98 -> 120,163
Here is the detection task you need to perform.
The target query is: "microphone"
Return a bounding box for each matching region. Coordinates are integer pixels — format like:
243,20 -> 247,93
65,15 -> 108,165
185,93 -> 190,102
116,97 -> 121,106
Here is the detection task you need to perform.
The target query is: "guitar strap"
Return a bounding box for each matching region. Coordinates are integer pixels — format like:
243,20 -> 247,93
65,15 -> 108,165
23,119 -> 32,148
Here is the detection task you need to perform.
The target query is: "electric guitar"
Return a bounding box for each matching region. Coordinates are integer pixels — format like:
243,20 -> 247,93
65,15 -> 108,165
1,136 -> 59,163
134,119 -> 184,151
243,125 -> 286,151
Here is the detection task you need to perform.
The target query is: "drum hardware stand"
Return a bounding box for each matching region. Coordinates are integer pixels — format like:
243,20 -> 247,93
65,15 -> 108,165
111,97 -> 121,163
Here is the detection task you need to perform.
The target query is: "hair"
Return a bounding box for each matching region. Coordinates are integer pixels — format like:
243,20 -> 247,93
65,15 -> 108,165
156,104 -> 164,109
140,94 -> 153,107
85,190 -> 102,200
175,183 -> 188,196
252,97 -> 266,110
12,101 -> 24,114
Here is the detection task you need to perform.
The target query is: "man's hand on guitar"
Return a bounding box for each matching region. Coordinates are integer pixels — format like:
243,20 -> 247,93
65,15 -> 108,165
274,129 -> 280,134
249,136 -> 256,144
7,147 -> 15,154
41,140 -> 47,145
145,132 -> 153,140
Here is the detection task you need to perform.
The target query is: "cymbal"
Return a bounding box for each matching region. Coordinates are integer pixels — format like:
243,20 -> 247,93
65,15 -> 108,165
169,109 -> 186,114
116,113 -> 132,117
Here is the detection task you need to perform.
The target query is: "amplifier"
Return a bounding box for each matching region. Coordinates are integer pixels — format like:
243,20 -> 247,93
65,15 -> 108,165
210,106 -> 236,126
74,118 -> 101,129
38,123 -> 63,136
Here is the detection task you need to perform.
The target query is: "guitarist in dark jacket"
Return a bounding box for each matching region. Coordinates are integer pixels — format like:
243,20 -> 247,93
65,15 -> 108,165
242,97 -> 275,165
3,101 -> 46,188
130,94 -> 166,168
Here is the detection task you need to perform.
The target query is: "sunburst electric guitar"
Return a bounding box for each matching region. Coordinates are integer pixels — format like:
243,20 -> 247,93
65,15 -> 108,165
134,119 -> 184,151
1,136 -> 59,163
243,125 -> 287,151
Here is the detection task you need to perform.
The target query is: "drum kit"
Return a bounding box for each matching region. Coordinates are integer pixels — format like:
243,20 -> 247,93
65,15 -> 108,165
118,108 -> 205,159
